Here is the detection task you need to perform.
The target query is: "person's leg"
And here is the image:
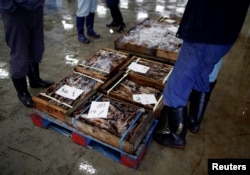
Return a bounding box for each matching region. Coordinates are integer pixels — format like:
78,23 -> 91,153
155,42 -> 232,148
188,44 -> 231,134
86,0 -> 100,38
76,0 -> 90,43
76,16 -> 90,43
155,41 -> 199,148
106,0 -> 125,32
76,0 -> 90,17
209,58 -> 223,83
1,8 -> 33,107
115,6 -> 126,33
106,0 -> 119,26
164,43 -> 232,107
112,0 -> 126,33
164,42 -> 203,108
188,59 -> 223,133
28,7 -> 54,88
106,7 -> 119,27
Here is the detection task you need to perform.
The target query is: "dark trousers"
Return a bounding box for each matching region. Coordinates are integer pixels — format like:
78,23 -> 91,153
106,0 -> 124,25
1,7 -> 44,78
106,0 -> 120,8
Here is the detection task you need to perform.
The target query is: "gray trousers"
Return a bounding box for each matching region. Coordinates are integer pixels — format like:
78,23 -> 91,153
1,6 -> 44,78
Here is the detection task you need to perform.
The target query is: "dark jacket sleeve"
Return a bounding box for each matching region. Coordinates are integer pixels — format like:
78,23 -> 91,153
177,0 -> 250,44
0,0 -> 17,12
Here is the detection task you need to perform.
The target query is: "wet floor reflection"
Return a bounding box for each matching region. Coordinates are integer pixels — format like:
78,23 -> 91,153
136,0 -> 144,3
0,62 -> 9,79
65,54 -> 79,66
61,20 -> 74,31
155,4 -> 165,14
137,11 -> 149,20
120,0 -> 129,9
96,4 -> 108,18
78,160 -> 96,175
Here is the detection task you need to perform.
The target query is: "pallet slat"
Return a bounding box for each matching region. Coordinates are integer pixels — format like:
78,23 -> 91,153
30,110 -> 157,169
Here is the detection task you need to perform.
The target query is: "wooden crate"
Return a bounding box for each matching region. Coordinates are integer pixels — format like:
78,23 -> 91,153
155,48 -> 179,62
74,48 -> 134,81
155,16 -> 182,61
126,56 -> 173,90
65,92 -> 155,154
32,71 -> 104,121
114,38 -> 157,57
114,17 -> 182,63
114,18 -> 157,57
100,72 -> 164,118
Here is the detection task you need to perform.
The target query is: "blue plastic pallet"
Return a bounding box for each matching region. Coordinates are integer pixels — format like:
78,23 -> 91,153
30,110 -> 158,169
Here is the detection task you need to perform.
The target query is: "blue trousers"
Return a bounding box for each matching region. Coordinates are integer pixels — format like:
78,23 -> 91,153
163,41 -> 233,108
76,0 -> 97,17
209,58 -> 223,82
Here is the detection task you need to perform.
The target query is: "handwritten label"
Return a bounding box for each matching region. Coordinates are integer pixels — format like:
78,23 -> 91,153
87,101 -> 110,119
55,85 -> 83,100
128,62 -> 150,74
133,94 -> 157,105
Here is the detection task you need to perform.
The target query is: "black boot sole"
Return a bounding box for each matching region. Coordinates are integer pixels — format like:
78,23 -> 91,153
154,133 -> 185,149
30,81 -> 54,88
87,33 -> 100,38
117,24 -> 126,33
188,127 -> 199,134
106,23 -> 119,27
18,93 -> 34,108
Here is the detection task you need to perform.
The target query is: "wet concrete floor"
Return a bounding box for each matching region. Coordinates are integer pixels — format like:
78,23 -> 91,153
0,0 -> 250,174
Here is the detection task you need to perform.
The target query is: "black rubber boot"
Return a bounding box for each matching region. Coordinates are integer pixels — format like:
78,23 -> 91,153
28,62 -> 54,88
117,23 -> 126,33
106,21 -> 119,27
86,13 -> 100,38
12,77 -> 34,108
188,81 -> 217,133
76,16 -> 90,44
113,7 -> 126,33
106,7 -> 120,27
154,106 -> 187,149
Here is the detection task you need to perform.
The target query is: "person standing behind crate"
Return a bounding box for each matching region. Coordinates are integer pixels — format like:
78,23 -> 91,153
76,0 -> 100,44
154,0 -> 250,149
0,0 -> 54,108
106,0 -> 126,33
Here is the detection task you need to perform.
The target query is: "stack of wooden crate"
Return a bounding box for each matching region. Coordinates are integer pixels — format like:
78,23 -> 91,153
31,17 -> 179,168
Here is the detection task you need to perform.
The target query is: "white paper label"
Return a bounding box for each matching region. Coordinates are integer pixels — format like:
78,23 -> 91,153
133,94 -> 157,105
87,101 -> 110,119
128,62 -> 150,74
55,85 -> 83,100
